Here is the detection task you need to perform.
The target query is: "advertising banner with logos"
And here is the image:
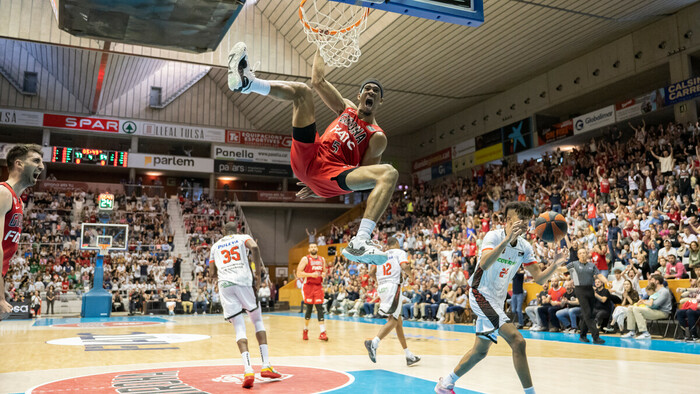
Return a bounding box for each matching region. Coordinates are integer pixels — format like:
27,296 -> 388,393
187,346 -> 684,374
475,129 -> 502,151
453,152 -> 474,173
502,118 -> 533,156
615,89 -> 666,122
214,160 -> 294,177
573,105 -> 615,135
664,76 -> 700,106
6,301 -> 31,319
537,119 -> 574,146
474,143 -> 503,165
129,153 -> 213,173
37,180 -> 125,194
412,148 -> 452,173
0,108 -> 43,127
451,138 -> 475,158
213,145 -> 290,165
226,130 -> 292,149
134,121 -> 225,142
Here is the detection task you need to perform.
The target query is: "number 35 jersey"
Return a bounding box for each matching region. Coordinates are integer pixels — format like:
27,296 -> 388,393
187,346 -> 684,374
469,229 -> 537,302
210,234 -> 253,287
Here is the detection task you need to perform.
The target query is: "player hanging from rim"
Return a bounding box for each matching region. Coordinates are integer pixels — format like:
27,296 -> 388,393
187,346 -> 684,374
435,202 -> 569,394
364,236 -> 420,366
0,144 -> 44,319
296,243 -> 328,341
227,42 -> 397,266
209,223 -> 282,389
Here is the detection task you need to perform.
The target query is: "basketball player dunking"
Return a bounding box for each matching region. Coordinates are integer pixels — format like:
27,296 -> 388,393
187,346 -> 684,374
0,144 -> 44,319
228,42 -> 398,266
296,243 -> 328,341
364,236 -> 420,366
209,223 -> 282,389
435,202 -> 568,394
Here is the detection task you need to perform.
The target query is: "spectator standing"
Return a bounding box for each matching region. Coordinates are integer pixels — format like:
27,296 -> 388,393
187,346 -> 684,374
46,285 -> 56,315
510,266 -> 526,328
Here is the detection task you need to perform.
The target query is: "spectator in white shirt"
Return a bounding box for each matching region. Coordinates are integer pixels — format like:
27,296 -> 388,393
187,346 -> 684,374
658,239 -> 677,260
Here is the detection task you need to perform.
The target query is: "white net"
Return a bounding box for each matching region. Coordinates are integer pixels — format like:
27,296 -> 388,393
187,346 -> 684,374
299,0 -> 370,68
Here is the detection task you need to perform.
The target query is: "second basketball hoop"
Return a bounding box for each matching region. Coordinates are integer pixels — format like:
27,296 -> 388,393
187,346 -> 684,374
299,0 -> 370,68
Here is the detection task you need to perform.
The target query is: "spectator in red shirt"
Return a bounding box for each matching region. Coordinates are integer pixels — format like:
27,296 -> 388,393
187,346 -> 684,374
536,280 -> 567,332
363,284 -> 379,317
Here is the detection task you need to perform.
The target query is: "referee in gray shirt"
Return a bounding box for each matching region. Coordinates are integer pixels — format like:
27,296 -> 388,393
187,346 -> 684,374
565,249 -> 609,344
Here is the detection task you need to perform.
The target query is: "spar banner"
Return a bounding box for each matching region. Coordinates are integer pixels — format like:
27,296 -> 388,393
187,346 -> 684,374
215,159 -> 293,177
664,76 -> 700,106
501,118 -> 532,156
411,148 -> 451,173
537,119 -> 574,145
6,301 -> 31,319
226,130 -> 292,149
573,105 -> 615,135
615,89 -> 666,121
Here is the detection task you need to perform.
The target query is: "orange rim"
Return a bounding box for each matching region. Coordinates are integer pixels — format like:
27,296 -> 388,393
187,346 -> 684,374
299,0 -> 370,36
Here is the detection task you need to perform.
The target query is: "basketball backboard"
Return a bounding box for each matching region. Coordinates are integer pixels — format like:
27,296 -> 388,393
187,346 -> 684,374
80,223 -> 129,251
330,0 -> 484,26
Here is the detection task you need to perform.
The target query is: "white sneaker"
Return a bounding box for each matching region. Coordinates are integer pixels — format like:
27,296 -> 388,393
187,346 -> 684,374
621,331 -> 635,338
227,42 -> 256,93
342,236 -> 388,265
635,332 -> 651,340
434,377 -> 455,394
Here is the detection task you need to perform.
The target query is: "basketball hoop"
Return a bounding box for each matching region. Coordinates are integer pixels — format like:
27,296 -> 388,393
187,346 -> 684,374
98,244 -> 110,256
299,0 -> 370,68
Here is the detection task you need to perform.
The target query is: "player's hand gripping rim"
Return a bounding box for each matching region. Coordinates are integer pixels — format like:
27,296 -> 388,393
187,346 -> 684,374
296,182 -> 323,199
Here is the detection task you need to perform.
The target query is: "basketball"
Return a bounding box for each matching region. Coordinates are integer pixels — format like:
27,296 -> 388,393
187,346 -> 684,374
534,211 -> 567,243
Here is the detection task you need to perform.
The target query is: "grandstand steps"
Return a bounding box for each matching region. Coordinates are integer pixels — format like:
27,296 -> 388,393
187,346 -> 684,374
168,196 -> 194,283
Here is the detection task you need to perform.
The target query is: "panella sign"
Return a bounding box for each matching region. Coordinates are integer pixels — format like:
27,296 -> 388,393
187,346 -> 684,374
43,114 -> 120,133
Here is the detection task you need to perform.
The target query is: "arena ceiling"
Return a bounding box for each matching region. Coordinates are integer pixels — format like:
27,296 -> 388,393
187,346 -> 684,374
0,0 -> 697,137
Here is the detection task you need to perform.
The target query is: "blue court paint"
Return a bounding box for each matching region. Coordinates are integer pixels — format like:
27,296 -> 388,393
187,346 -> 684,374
32,316 -> 171,326
269,312 -> 700,356
332,369 -> 482,394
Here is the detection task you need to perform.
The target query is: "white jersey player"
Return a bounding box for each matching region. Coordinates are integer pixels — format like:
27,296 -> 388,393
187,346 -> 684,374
364,236 -> 420,366
209,223 -> 281,389
435,202 -> 568,394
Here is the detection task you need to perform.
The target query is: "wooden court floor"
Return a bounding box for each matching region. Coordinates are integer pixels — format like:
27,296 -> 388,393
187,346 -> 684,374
0,312 -> 698,393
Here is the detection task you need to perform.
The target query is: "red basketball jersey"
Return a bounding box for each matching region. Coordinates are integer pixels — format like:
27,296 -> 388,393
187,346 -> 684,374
304,254 -> 324,285
1,182 -> 23,276
317,107 -> 383,166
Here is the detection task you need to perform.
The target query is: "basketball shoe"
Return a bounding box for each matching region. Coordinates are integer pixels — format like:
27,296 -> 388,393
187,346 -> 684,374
242,372 -> 255,389
364,339 -> 377,363
406,355 -> 421,366
342,236 -> 388,265
227,42 -> 256,93
303,329 -> 309,340
319,331 -> 329,341
434,377 -> 455,394
261,366 -> 282,379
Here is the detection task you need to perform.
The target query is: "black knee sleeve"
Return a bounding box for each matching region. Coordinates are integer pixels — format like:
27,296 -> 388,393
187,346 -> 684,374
293,123 -> 317,143
305,303 -> 314,320
316,304 -> 325,322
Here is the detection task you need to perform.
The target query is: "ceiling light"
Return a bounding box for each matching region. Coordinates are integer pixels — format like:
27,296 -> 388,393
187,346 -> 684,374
658,41 -> 666,49
592,69 -> 600,76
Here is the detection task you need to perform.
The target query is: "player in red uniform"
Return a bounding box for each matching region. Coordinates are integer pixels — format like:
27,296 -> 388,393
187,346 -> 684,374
228,42 -> 398,266
296,243 -> 328,341
0,144 -> 44,319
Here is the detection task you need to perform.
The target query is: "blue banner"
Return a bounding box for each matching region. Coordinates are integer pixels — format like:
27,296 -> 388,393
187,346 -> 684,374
431,161 -> 452,180
665,76 -> 700,105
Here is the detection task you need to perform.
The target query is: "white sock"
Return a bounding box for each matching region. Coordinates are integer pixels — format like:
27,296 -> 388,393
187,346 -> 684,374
248,78 -> 271,95
260,344 -> 270,368
524,387 -> 535,394
357,219 -> 376,240
404,348 -> 414,358
319,324 -> 326,333
371,336 -> 380,349
444,372 -> 459,386
242,351 -> 253,373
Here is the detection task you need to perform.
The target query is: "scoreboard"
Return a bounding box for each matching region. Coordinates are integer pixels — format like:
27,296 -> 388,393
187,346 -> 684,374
51,147 -> 128,167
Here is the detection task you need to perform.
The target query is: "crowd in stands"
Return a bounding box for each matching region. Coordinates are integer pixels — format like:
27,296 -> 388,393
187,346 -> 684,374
312,118 -> 700,341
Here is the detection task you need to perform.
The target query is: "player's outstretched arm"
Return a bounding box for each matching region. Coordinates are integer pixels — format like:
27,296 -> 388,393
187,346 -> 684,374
525,250 -> 569,285
0,189 -> 11,315
311,50 -> 352,115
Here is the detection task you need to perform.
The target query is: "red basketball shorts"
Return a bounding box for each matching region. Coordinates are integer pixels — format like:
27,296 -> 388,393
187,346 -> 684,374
301,284 -> 324,305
